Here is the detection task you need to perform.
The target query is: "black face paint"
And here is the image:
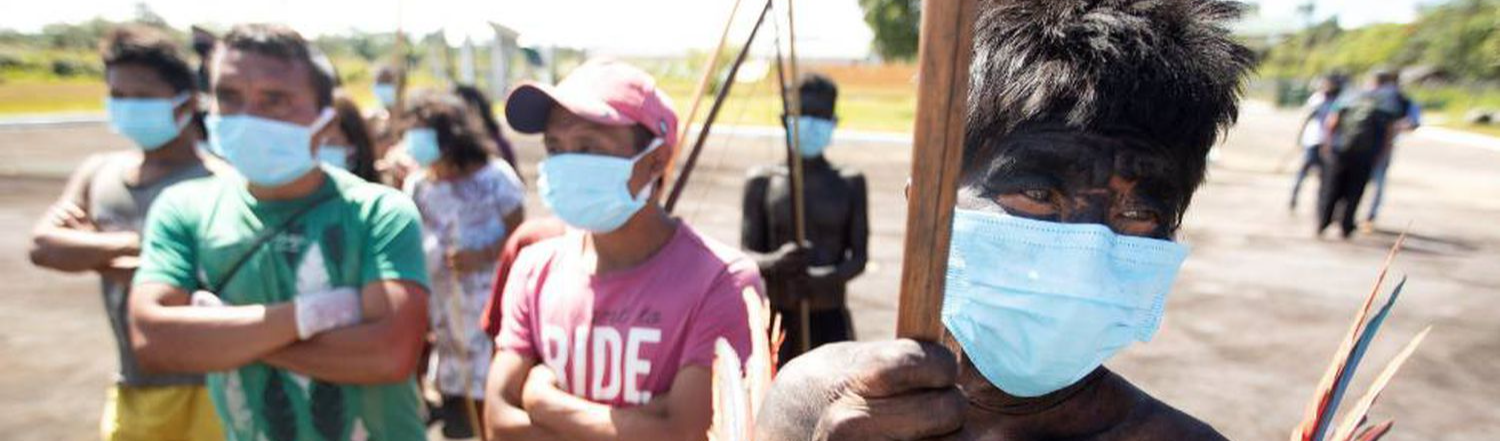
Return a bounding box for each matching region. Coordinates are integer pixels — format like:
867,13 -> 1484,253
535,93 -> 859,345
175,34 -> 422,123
958,129 -> 1189,239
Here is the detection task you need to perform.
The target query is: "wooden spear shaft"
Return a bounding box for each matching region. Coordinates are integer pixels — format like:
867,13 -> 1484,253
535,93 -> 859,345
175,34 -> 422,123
664,0 -> 773,213
896,0 -> 978,342
666,0 -> 745,187
782,0 -> 814,356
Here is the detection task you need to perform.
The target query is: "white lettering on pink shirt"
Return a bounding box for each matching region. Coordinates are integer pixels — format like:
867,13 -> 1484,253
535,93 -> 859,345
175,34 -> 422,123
539,326 -> 665,405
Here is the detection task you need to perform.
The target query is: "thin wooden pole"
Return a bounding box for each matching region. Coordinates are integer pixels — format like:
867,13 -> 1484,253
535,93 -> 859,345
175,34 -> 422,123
781,0 -> 813,356
895,0 -> 978,342
665,0 -> 773,213
666,0 -> 745,188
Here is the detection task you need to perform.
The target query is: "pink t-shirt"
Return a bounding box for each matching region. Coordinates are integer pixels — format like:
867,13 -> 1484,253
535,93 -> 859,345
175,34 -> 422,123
496,223 -> 764,407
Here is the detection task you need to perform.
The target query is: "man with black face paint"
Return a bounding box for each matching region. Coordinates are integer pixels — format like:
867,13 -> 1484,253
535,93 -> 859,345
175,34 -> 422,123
743,73 -> 868,365
128,24 -> 431,441
754,1 -> 1254,439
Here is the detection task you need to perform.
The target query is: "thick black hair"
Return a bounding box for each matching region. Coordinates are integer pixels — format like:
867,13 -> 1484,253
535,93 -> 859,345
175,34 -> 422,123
965,0 -> 1255,208
331,92 -> 379,182
99,25 -> 196,94
404,90 -> 495,171
218,24 -> 336,107
797,73 -> 838,119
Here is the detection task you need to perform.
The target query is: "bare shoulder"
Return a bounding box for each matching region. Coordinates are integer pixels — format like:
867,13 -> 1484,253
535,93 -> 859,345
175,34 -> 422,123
1106,375 -> 1227,441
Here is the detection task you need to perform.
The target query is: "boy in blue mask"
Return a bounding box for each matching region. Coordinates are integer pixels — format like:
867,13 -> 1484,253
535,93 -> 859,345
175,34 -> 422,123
742,73 -> 868,366
127,23 -> 432,441
29,25 -> 222,441
755,0 -> 1254,439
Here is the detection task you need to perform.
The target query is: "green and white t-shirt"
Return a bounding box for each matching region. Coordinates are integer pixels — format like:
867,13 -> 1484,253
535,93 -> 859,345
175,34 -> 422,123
135,166 -> 429,441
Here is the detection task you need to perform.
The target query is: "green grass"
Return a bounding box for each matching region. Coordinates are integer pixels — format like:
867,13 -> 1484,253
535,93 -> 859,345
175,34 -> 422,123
0,79 -> 106,114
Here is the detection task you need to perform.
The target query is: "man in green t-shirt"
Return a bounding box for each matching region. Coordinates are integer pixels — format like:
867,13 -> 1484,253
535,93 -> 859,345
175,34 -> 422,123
128,23 -> 431,441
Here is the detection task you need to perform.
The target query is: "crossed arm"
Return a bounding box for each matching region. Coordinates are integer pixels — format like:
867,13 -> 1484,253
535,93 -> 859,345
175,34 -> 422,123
484,351 -> 714,441
128,279 -> 429,384
29,154 -> 139,274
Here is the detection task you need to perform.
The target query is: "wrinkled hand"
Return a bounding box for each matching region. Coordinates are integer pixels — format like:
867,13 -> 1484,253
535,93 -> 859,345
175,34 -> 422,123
446,248 -> 494,274
755,339 -> 967,441
521,364 -> 562,412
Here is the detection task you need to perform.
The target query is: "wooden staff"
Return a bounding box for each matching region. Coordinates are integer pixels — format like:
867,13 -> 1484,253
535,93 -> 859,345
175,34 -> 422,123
895,0 -> 978,342
779,0 -> 814,356
664,0 -> 773,213
667,0 -> 746,188
767,0 -> 813,356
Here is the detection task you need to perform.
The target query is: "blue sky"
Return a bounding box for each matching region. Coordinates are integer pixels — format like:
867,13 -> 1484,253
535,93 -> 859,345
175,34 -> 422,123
0,0 -> 1440,58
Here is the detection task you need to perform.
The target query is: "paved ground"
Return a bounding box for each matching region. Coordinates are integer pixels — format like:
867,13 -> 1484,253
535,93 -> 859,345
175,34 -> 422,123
1,104 -> 1497,440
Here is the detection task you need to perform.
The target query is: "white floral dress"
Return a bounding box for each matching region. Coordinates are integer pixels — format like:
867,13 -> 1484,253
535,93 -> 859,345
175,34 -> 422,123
406,161 -> 524,398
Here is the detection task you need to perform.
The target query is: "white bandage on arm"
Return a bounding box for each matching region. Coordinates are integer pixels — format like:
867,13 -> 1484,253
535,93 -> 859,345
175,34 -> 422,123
293,287 -> 362,340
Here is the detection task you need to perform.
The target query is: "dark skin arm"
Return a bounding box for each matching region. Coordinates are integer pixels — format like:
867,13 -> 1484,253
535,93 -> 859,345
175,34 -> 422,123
29,154 -> 141,273
483,351 -> 569,441
129,282 -> 301,373
804,172 -> 868,290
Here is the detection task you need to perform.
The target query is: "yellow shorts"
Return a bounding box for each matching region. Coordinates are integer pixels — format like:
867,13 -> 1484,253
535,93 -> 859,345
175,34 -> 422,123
100,384 -> 223,441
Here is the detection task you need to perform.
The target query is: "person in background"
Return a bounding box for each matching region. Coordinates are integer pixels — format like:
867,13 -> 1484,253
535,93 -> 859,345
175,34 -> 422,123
1289,73 -> 1346,211
484,59 -> 764,441
127,23 -> 431,441
454,84 -> 522,175
1363,74 -> 1419,229
1317,69 -> 1409,239
368,64 -> 421,186
29,24 -> 222,441
321,91 -> 380,182
742,73 -> 868,366
401,89 -> 526,439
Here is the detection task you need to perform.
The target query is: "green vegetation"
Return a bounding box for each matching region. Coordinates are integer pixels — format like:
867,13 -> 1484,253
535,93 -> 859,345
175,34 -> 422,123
1254,0 -> 1500,132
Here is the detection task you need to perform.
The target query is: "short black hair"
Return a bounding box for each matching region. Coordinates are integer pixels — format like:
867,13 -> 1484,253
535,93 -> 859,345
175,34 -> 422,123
797,73 -> 838,119
99,25 -> 196,94
218,24 -> 336,107
965,0 -> 1255,206
404,90 -> 494,170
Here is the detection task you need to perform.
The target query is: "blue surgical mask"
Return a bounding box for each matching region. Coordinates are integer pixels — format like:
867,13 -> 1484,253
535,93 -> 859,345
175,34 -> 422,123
106,93 -> 191,150
208,109 -> 336,187
788,115 -> 835,158
317,144 -> 351,170
373,83 -> 398,107
942,208 -> 1188,397
404,128 -> 441,166
538,138 -> 662,233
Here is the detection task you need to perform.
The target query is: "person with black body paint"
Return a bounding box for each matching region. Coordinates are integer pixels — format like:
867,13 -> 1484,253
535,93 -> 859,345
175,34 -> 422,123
754,0 -> 1254,439
742,73 -> 869,366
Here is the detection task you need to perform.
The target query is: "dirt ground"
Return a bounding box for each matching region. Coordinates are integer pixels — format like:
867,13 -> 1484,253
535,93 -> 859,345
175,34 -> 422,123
1,103 -> 1497,440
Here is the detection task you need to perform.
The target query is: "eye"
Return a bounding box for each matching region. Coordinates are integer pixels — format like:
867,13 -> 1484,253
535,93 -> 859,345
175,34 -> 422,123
1021,189 -> 1051,202
1119,209 -> 1157,221
1114,207 -> 1164,236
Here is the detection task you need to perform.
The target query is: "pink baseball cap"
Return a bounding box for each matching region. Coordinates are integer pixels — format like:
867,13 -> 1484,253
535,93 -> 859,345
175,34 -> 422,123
505,59 -> 679,149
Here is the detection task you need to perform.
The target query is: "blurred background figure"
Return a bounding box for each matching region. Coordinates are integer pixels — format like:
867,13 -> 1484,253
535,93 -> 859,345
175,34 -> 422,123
28,24 -> 221,441
452,84 -> 521,177
1316,69 -> 1411,239
323,91 -> 381,182
1289,72 -> 1346,211
1363,73 -> 1420,230
401,90 -> 525,440
742,73 -> 868,366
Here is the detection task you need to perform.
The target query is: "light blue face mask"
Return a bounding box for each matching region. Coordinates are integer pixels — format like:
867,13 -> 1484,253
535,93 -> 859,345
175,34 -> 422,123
942,208 -> 1188,397
106,93 -> 192,150
208,109 -> 336,187
373,83 -> 398,107
788,115 -> 835,158
404,128 -> 442,166
538,138 -> 663,233
317,144 -> 351,170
